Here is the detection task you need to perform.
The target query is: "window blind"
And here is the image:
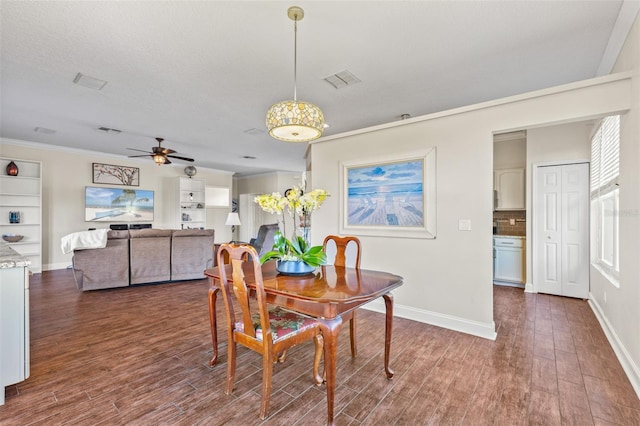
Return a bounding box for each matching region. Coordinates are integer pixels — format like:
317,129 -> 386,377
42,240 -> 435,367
590,115 -> 620,196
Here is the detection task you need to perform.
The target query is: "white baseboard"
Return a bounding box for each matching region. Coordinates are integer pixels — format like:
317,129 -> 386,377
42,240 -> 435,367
589,293 -> 640,399
524,282 -> 535,293
363,298 -> 497,341
43,262 -> 71,271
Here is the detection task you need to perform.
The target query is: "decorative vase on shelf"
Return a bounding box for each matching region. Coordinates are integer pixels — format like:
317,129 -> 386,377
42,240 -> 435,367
276,260 -> 316,276
6,161 -> 19,176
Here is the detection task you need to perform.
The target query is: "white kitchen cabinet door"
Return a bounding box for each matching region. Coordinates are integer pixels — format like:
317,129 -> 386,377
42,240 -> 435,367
0,266 -> 29,405
494,168 -> 525,210
494,237 -> 525,284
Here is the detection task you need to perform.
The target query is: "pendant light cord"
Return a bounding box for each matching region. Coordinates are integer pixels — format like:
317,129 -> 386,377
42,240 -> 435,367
293,15 -> 298,101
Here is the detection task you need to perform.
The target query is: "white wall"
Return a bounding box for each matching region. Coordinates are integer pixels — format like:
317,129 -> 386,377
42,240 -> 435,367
309,73 -> 631,341
589,13 -> 640,396
494,138 -> 526,169
0,139 -> 233,270
525,121 -> 592,287
235,171 -> 304,240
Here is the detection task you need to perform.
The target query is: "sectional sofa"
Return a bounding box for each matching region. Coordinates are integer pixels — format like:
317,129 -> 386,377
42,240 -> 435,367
72,228 -> 215,291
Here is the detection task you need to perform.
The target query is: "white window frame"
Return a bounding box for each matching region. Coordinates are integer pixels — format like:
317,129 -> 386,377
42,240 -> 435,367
590,115 -> 620,286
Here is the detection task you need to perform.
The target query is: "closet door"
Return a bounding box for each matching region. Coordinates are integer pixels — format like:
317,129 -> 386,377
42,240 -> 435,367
534,163 -> 589,298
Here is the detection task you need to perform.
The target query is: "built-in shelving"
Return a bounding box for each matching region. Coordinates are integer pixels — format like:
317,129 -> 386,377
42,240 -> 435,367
0,158 -> 42,273
176,177 -> 205,229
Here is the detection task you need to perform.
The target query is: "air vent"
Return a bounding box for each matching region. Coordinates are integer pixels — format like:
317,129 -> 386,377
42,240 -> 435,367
96,127 -> 121,134
34,127 -> 56,134
323,70 -> 361,89
244,128 -> 265,135
73,72 -> 108,90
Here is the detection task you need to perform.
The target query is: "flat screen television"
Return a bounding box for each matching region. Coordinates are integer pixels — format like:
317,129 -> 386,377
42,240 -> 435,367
85,186 -> 154,222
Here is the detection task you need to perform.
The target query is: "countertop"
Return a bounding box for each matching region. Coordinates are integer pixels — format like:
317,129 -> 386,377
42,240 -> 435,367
493,235 -> 526,239
0,241 -> 32,269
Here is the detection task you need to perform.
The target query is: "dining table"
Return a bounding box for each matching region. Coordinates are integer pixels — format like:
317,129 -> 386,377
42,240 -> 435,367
205,261 -> 403,426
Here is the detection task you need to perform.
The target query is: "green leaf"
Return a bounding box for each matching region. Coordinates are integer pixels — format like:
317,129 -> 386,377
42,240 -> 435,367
260,250 -> 282,264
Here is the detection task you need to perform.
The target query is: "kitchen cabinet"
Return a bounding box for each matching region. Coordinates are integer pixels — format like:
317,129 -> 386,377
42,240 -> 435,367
493,236 -> 525,284
0,258 -> 30,405
0,158 -> 42,273
176,177 -> 206,229
494,168 -> 525,210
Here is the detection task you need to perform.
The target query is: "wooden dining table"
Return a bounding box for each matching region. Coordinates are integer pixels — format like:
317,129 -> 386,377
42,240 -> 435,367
205,261 -> 403,426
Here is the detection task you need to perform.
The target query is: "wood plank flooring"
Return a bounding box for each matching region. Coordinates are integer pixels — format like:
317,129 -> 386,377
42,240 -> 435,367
1,269 -> 639,425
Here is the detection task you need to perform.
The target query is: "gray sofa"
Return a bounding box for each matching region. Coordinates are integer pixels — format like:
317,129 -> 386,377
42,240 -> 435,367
72,228 -> 215,291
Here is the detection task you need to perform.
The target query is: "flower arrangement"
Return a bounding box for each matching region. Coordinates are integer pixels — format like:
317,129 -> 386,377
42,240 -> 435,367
254,185 -> 329,267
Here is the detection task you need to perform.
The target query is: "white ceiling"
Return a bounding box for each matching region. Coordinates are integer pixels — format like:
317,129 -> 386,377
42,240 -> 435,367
1,1 -> 637,176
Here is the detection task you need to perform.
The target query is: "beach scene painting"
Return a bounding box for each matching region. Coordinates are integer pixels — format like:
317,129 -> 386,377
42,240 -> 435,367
85,186 -> 154,222
346,158 -> 424,227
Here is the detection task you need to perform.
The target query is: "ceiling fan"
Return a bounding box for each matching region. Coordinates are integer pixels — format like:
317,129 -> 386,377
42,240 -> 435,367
127,137 -> 194,165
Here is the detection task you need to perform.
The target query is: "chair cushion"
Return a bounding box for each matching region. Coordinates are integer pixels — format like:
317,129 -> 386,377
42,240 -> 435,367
236,306 -> 318,342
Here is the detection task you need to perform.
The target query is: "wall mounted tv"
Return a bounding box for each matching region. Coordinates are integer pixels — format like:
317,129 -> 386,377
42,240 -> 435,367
85,186 -> 154,222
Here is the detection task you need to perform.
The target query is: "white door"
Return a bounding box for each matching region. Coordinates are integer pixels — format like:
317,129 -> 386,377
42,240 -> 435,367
239,194 -> 279,243
534,163 -> 589,298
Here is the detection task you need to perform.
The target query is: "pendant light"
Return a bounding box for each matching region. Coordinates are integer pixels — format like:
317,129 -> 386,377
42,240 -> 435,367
266,6 -> 324,142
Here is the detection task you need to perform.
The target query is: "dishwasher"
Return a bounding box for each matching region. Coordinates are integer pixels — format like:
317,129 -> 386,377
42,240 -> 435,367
493,236 -> 525,286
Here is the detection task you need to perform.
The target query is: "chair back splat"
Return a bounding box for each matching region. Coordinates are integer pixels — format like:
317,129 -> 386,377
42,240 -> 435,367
322,235 -> 362,358
323,235 -> 361,268
216,243 -> 324,420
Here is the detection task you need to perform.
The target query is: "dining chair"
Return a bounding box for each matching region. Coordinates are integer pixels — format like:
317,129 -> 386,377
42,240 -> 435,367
322,235 -> 361,357
216,243 -> 324,420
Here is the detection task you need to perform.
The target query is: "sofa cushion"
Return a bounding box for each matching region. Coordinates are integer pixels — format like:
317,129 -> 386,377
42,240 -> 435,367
129,229 -> 172,284
171,229 -> 215,280
72,232 -> 129,290
128,229 -> 173,239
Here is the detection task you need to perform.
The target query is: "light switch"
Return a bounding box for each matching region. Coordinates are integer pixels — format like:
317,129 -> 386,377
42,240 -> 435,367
458,219 -> 471,231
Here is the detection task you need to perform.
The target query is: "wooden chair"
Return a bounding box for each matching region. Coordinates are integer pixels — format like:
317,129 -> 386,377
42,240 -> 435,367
216,243 -> 324,420
323,235 -> 361,357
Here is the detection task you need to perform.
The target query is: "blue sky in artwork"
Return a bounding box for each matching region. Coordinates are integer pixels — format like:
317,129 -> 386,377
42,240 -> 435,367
348,160 -> 423,188
85,187 -> 154,207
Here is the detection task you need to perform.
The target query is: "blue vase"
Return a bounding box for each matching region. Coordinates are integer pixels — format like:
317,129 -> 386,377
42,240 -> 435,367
276,260 -> 315,276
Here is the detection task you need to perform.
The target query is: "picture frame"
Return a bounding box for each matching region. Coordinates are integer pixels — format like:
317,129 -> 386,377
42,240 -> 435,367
340,147 -> 436,239
92,163 -> 140,186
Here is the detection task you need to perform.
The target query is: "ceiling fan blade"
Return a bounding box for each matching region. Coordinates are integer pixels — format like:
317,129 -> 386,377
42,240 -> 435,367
166,154 -> 194,162
128,154 -> 153,158
163,158 -> 172,164
161,148 -> 176,155
127,148 -> 151,154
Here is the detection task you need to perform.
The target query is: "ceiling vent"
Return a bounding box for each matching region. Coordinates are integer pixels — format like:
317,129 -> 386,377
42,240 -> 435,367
96,126 -> 121,134
34,127 -> 56,134
323,70 -> 361,89
244,128 -> 265,135
73,72 -> 108,90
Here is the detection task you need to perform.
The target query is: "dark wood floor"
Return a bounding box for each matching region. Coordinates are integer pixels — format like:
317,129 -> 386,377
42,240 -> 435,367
1,270 -> 639,425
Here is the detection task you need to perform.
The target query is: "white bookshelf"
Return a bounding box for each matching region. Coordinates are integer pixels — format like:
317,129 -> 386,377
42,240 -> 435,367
176,177 -> 206,229
0,158 -> 42,273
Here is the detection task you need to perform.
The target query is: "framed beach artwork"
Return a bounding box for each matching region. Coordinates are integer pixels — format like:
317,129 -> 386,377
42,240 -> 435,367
340,148 -> 436,239
93,163 -> 140,186
85,186 -> 154,222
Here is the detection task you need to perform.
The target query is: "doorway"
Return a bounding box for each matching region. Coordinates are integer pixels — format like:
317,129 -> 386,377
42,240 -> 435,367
533,162 -> 590,298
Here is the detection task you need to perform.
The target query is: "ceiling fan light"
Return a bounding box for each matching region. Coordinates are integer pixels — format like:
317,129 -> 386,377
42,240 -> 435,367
266,100 -> 324,142
153,154 -> 166,165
